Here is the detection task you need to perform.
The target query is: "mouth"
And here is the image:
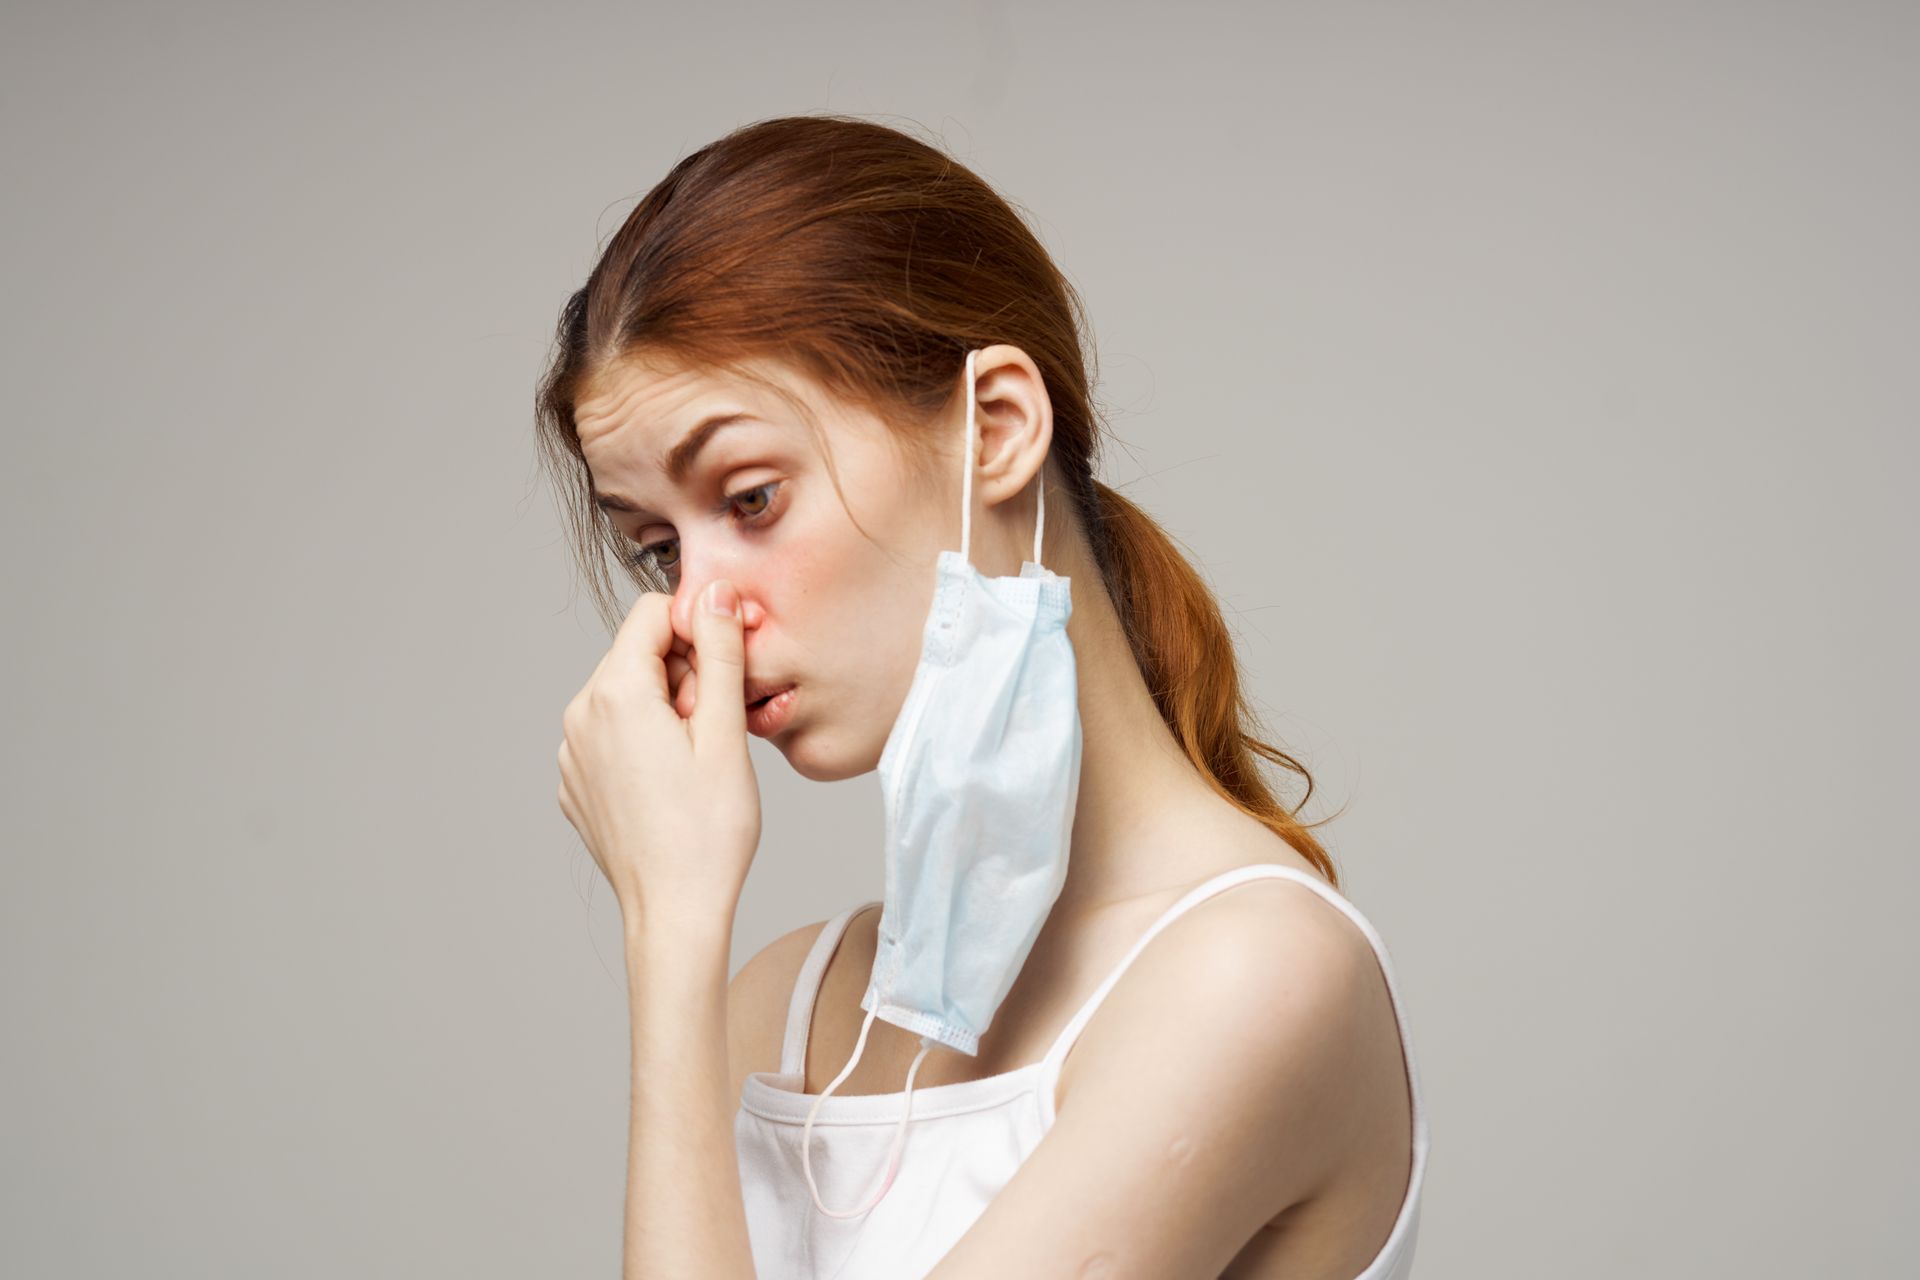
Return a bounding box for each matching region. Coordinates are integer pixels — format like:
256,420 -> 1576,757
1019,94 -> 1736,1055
745,683 -> 799,738
744,680 -> 797,709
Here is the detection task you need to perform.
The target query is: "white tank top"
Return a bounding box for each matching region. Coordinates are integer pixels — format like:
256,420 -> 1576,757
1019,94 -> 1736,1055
734,863 -> 1430,1278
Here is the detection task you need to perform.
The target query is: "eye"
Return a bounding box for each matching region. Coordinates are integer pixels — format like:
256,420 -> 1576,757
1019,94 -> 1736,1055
625,480 -> 785,577
730,481 -> 776,518
629,539 -> 679,574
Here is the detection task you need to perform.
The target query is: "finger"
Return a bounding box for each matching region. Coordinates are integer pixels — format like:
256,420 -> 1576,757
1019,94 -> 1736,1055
675,665 -> 699,720
590,589 -> 675,703
690,579 -> 747,754
586,590 -> 662,687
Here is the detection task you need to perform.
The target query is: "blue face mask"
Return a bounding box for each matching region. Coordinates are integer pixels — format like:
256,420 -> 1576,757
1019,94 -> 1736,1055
802,348 -> 1085,1218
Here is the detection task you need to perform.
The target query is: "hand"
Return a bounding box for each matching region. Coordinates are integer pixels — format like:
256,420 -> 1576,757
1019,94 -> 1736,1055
556,579 -> 761,929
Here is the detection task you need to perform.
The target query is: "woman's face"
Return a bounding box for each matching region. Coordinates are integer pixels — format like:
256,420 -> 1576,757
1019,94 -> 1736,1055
574,351 -> 955,782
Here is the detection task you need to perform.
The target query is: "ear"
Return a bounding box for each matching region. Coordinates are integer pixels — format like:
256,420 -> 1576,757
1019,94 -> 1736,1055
967,344 -> 1054,519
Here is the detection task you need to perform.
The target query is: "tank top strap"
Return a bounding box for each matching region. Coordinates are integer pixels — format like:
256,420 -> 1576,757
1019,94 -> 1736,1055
778,898 -> 883,1078
1034,863 -> 1391,1123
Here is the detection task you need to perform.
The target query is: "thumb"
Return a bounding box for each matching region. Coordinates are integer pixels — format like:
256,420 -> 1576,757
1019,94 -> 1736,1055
690,578 -> 747,756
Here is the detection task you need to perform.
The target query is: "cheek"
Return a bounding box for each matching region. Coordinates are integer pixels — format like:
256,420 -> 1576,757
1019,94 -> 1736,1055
748,474 -> 936,673
755,523 -> 915,653
746,535 -> 835,627
774,497 -> 880,605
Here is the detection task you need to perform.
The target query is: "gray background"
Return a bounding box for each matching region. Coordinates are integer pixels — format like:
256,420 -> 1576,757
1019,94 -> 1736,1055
4,1 -> 1913,1276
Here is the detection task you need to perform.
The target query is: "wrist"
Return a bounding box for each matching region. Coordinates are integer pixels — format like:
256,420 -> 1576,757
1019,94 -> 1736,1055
622,898 -> 734,964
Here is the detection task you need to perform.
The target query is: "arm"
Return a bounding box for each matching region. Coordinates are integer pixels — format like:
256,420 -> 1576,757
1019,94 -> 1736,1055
926,878 -> 1406,1279
621,910 -> 824,1276
622,910 -> 757,1279
552,583 -> 766,1278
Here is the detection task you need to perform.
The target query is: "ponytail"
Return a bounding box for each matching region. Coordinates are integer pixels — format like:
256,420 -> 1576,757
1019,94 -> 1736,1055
1084,479 -> 1340,887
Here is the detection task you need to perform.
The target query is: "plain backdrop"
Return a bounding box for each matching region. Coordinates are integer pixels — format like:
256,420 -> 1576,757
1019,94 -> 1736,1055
3,2 -> 1914,1276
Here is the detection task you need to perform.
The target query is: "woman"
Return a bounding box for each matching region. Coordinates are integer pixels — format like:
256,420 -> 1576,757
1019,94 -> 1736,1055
541,115 -> 1429,1279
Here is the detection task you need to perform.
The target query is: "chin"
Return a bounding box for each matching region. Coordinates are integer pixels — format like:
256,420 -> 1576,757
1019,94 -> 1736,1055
774,725 -> 886,783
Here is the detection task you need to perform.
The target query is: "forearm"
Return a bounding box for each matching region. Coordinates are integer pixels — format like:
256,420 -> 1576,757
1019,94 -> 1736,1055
622,912 -> 757,1279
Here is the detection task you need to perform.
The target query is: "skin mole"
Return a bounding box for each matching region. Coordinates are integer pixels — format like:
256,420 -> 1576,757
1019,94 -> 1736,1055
1075,1249 -> 1119,1278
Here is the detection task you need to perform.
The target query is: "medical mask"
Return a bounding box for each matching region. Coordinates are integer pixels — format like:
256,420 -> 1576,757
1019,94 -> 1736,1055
801,348 -> 1084,1218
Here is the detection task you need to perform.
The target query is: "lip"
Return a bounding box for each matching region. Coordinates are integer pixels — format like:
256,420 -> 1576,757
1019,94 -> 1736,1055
744,678 -> 796,704
746,685 -> 798,738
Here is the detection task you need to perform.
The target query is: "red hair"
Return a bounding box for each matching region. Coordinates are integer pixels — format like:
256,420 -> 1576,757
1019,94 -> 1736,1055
534,114 -> 1338,885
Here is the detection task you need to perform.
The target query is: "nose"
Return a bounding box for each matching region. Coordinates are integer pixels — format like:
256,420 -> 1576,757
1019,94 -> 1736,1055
668,563 -> 764,644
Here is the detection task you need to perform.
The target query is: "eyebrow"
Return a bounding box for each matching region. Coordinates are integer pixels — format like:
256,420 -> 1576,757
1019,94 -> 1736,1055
591,411 -> 756,516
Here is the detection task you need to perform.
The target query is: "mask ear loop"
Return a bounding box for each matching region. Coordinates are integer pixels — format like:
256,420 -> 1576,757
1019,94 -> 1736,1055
801,1007 -> 939,1218
1031,471 -> 1047,569
959,349 -> 977,568
958,348 -> 1048,571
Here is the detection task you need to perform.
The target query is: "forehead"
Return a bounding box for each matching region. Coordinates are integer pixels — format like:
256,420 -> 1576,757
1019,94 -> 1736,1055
575,353 -> 779,453
573,351 -> 927,512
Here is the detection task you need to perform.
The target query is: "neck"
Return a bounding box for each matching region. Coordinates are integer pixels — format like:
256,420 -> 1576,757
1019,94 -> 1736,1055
1041,526 -> 1267,921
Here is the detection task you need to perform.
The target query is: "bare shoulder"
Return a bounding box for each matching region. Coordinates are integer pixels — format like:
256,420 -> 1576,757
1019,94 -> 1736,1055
1178,873 -> 1395,1017
724,916 -> 831,1106
1063,872 -> 1397,1079
929,870 -> 1418,1276
1058,871 -> 1412,1216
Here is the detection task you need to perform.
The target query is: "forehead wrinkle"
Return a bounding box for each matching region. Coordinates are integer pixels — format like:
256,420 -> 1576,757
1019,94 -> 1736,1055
575,362 -> 703,450
577,364 -> 716,517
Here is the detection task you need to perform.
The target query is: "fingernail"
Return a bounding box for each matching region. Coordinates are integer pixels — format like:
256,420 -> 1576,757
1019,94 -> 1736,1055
705,580 -> 739,617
